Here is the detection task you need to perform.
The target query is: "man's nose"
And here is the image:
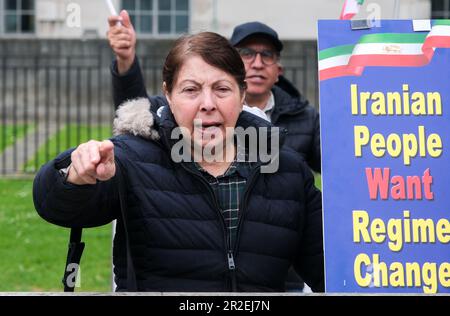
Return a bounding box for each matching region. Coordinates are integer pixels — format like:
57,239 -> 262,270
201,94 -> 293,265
251,52 -> 264,68
200,90 -> 216,112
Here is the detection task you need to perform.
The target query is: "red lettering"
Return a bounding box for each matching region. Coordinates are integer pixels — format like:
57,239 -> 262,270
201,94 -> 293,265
365,168 -> 434,200
366,167 -> 390,200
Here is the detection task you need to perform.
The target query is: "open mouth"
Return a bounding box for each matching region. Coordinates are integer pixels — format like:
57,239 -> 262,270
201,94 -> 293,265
201,122 -> 222,128
194,121 -> 223,136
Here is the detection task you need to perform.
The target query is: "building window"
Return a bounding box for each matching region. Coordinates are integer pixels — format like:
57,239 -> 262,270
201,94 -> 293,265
2,0 -> 35,34
432,0 -> 450,19
123,0 -> 189,35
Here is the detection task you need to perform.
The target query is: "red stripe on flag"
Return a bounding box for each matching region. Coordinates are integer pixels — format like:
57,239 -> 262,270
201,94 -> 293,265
349,54 -> 432,67
340,12 -> 356,20
424,35 -> 450,48
320,65 -> 356,80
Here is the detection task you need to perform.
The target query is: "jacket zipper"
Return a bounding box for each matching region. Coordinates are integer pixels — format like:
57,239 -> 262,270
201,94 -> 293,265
180,163 -> 236,290
226,165 -> 261,292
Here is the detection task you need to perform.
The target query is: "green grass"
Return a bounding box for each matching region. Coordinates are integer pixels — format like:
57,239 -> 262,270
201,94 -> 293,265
0,179 -> 113,292
0,124 -> 34,153
314,173 -> 322,190
23,124 -> 112,173
3,125 -> 113,291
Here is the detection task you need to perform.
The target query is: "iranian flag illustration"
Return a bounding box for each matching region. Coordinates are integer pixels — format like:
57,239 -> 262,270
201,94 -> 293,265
340,0 -> 364,20
319,20 -> 450,81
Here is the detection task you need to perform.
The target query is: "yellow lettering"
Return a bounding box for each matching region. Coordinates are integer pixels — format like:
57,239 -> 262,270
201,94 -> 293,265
412,219 -> 435,243
418,125 -> 426,156
353,210 -> 371,242
386,134 -> 402,158
371,92 -> 386,115
403,210 -> 411,243
389,262 -> 405,287
351,84 -> 442,116
370,133 -> 385,157
354,253 -> 372,287
422,263 -> 438,294
439,263 -> 450,288
351,84 -> 359,115
353,253 -> 448,293
436,219 -> 450,243
402,134 -> 418,165
427,134 -> 443,158
371,219 -> 386,243
402,84 -> 410,115
354,126 -> 369,157
386,91 -> 401,115
427,92 -> 442,115
387,218 -> 404,252
405,262 -> 421,287
411,92 -> 426,115
373,254 -> 389,287
360,92 -> 370,115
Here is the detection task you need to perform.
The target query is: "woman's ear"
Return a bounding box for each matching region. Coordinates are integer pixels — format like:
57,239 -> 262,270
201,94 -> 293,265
240,91 -> 246,110
163,82 -> 172,105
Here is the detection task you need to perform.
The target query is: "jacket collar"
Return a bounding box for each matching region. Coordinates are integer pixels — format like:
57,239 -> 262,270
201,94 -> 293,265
270,84 -> 310,123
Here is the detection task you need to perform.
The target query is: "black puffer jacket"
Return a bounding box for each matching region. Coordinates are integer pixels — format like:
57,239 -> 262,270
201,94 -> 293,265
111,57 -> 321,172
33,99 -> 324,292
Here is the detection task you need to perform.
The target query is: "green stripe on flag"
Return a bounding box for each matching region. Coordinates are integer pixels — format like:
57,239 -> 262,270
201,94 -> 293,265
319,44 -> 354,60
358,33 -> 427,44
433,20 -> 450,26
357,0 -> 364,4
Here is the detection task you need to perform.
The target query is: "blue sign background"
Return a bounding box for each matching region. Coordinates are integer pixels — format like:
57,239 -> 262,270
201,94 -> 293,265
318,20 -> 450,293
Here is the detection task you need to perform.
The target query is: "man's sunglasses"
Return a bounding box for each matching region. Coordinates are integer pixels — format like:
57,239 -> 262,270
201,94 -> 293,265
236,47 -> 279,66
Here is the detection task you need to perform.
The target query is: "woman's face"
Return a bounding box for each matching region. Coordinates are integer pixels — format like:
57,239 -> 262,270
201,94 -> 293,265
165,55 -> 245,154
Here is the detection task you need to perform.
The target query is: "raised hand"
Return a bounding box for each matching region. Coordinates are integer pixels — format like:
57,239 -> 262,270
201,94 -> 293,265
107,10 -> 137,74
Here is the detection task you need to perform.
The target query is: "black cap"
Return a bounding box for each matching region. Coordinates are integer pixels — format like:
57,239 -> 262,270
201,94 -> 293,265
230,21 -> 283,52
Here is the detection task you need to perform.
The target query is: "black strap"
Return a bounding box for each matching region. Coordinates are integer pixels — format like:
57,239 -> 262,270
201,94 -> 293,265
116,162 -> 138,291
62,228 -> 85,292
61,162 -> 136,292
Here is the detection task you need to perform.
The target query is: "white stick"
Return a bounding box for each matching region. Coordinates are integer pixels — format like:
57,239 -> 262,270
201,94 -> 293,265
105,0 -> 121,26
105,0 -> 118,16
393,0 -> 400,19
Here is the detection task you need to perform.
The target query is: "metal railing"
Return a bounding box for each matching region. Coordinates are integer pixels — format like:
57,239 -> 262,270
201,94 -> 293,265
0,54 -> 113,175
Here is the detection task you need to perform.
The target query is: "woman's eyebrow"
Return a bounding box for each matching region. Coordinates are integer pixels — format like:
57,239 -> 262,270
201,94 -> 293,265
212,79 -> 235,86
178,79 -> 234,86
178,79 -> 201,86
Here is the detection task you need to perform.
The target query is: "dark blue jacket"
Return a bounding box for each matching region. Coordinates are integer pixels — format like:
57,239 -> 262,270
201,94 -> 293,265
111,57 -> 321,172
33,100 -> 324,292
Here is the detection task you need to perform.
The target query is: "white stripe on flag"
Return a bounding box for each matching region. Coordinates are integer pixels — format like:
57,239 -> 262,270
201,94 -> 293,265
319,55 -> 351,71
428,25 -> 450,37
340,0 -> 360,19
351,43 -> 424,56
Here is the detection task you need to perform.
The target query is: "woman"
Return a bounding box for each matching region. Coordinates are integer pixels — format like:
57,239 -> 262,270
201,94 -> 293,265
33,32 -> 324,292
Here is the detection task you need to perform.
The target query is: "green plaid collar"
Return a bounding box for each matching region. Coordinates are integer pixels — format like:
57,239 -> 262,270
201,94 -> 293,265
191,159 -> 254,249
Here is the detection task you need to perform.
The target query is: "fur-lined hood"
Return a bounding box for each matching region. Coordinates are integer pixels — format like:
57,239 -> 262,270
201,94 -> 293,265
113,98 -> 160,141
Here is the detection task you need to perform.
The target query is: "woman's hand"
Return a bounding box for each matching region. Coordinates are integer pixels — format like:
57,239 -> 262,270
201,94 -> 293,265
107,10 -> 136,74
67,140 -> 116,185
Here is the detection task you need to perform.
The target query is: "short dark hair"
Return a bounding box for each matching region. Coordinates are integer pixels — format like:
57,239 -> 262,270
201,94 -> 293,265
163,32 -> 247,93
